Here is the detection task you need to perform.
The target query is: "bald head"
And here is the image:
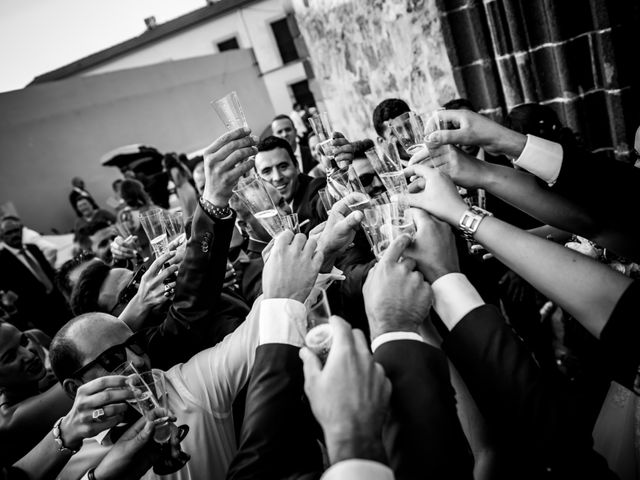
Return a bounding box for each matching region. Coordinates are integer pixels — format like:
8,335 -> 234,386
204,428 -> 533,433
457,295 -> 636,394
50,312 -> 132,383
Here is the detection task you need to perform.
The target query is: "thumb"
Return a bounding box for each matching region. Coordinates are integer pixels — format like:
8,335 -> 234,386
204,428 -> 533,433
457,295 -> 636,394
299,347 -> 322,382
343,210 -> 363,230
427,129 -> 463,147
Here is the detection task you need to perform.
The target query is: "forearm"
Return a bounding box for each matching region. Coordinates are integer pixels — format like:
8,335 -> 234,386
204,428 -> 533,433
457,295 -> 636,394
527,225 -> 573,243
118,295 -> 151,331
13,432 -> 72,480
474,215 -> 632,338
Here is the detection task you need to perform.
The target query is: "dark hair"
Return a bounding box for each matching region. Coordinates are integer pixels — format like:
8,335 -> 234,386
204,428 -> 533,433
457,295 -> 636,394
372,98 -> 410,137
0,214 -> 21,225
272,114 -> 294,125
188,155 -> 204,172
442,98 -> 476,112
119,179 -> 151,209
69,260 -> 111,315
352,139 -> 375,159
56,252 -> 96,301
257,136 -> 297,166
49,316 -> 85,382
74,196 -> 95,210
506,103 -> 563,142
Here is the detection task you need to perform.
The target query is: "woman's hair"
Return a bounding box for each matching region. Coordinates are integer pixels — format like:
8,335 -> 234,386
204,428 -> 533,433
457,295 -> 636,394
119,179 -> 151,209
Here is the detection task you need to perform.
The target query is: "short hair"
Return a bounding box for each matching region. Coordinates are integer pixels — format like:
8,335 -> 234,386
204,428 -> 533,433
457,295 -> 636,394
505,103 -> 562,140
271,114 -> 294,126
352,139 -> 375,159
442,98 -> 476,112
257,136 -> 297,166
50,316 -> 86,382
372,98 -> 410,137
119,179 -> 151,209
69,260 -> 111,316
56,252 -> 97,301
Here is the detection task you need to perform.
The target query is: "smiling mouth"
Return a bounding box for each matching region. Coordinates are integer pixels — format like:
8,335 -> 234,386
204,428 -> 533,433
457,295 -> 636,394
275,184 -> 288,191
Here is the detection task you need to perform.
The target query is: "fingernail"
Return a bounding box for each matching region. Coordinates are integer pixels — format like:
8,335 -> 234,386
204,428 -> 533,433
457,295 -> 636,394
251,135 -> 259,143
428,131 -> 440,143
243,127 -> 250,134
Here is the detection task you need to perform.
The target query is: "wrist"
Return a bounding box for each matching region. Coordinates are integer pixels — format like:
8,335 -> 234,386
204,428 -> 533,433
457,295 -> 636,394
368,321 -> 420,342
443,201 -> 468,226
59,416 -> 83,451
497,129 -> 527,158
325,429 -> 386,465
202,191 -> 229,208
426,264 -> 460,284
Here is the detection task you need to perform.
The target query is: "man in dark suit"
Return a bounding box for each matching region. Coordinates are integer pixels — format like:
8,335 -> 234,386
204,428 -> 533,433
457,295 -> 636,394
68,177 -> 99,217
0,215 -> 70,336
271,114 -> 318,174
255,136 -> 325,232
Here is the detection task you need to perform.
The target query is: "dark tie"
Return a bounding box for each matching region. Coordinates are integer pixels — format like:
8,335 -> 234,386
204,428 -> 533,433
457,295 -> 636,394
19,249 -> 53,293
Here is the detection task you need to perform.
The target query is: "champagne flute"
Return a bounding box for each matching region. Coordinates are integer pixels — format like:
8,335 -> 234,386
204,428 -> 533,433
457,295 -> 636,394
211,91 -> 248,131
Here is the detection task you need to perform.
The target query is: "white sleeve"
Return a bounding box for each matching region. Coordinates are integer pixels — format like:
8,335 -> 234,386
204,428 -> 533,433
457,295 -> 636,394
321,460 -> 394,480
371,332 -> 424,352
169,296 -> 304,417
512,134 -> 564,186
432,273 -> 485,331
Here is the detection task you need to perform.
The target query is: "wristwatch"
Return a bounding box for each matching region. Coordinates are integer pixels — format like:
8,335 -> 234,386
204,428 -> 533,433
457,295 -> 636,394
458,206 -> 492,240
53,416 -> 78,455
199,196 -> 233,219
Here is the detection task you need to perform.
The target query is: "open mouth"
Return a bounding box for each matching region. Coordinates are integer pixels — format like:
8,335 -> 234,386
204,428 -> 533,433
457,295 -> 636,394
275,184 -> 288,192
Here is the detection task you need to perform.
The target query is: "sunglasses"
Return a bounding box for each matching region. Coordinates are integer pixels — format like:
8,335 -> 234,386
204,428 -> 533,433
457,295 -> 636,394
70,332 -> 147,379
109,264 -> 147,315
358,172 -> 378,188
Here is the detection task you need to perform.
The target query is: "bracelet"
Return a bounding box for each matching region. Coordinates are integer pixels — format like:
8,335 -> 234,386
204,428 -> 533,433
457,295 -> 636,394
458,206 -> 492,240
199,196 -> 233,219
87,467 -> 97,480
52,416 -> 78,455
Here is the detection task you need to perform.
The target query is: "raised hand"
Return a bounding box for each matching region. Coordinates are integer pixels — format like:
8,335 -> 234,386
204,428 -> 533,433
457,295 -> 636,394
426,109 -> 527,158
363,235 -> 433,340
300,316 -> 390,465
404,209 -> 460,283
203,127 -> 258,207
408,145 -> 489,190
59,376 -> 134,451
262,231 -> 324,303
403,163 -> 468,226
330,132 -> 354,168
135,250 -> 180,307
110,235 -> 138,261
316,194 -> 363,272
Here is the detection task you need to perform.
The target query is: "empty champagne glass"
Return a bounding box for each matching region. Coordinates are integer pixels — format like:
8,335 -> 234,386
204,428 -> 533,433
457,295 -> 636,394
365,146 -> 408,193
309,112 -> 336,164
233,176 -> 285,237
164,210 -> 185,244
327,166 -> 371,212
318,188 -> 336,215
211,91 -> 248,131
283,213 -> 300,233
139,208 -> 169,258
303,288 -> 333,364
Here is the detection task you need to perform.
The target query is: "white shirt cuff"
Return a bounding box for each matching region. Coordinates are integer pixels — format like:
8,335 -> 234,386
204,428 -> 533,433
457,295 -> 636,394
512,134 -> 564,186
371,331 -> 424,353
259,298 -> 306,347
432,273 -> 485,331
321,460 -> 394,480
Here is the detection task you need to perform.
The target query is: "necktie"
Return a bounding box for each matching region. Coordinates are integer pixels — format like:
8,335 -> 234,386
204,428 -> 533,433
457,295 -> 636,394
19,249 -> 53,293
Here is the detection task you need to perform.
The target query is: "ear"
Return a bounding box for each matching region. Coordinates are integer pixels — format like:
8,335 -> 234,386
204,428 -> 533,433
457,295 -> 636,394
62,378 -> 82,399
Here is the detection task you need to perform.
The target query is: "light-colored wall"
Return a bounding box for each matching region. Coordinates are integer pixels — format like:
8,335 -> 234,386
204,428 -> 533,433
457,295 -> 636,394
292,0 -> 459,140
0,50 -> 274,233
83,0 -> 301,113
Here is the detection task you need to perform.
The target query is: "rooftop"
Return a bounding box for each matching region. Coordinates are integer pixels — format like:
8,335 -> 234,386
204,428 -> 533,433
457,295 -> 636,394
29,0 -> 260,85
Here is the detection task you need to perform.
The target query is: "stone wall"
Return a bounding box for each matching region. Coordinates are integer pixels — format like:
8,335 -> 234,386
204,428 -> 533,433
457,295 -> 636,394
293,0 -> 459,141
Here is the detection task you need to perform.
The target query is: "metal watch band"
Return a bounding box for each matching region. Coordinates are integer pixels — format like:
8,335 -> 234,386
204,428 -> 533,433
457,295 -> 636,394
199,196 -> 232,219
52,416 -> 78,455
458,206 -> 492,240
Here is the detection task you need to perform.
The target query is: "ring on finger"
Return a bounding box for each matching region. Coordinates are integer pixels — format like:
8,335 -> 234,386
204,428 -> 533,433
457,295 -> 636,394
92,408 -> 106,422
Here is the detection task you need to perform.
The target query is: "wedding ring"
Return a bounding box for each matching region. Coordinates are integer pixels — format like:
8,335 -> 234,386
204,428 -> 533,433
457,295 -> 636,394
92,408 -> 105,422
163,284 -> 173,297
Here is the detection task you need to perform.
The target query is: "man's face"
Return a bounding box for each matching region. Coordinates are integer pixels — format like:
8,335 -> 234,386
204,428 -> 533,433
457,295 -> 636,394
235,183 -> 291,242
93,229 -> 117,263
76,198 -> 94,217
99,268 -> 134,315
351,158 -> 386,198
73,316 -> 150,384
0,323 -> 46,389
379,123 -> 411,163
271,118 -> 297,150
255,148 -> 299,203
193,162 -> 205,194
0,219 -> 23,249
308,135 -> 321,163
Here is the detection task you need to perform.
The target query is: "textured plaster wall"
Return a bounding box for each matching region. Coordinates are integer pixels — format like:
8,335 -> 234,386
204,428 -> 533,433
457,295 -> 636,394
293,0 -> 458,140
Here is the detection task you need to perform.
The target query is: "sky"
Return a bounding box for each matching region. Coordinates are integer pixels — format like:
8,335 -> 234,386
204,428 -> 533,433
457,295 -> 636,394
0,0 -> 205,93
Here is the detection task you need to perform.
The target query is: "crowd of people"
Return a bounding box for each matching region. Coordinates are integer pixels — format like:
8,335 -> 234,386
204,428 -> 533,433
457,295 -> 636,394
1,88 -> 639,480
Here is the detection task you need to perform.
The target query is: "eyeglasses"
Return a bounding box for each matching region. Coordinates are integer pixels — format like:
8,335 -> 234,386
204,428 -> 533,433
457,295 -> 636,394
70,332 -> 147,379
109,264 -> 147,315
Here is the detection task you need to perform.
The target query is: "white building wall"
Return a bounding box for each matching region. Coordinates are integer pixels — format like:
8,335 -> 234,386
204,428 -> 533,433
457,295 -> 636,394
81,0 -> 304,114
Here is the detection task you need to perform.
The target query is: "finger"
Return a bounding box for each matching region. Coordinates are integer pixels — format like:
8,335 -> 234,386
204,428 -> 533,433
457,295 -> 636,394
407,177 -> 426,194
117,415 -> 148,442
273,230 -> 294,250
399,257 -> 417,271
203,127 -> 251,155
86,389 -> 134,407
327,315 -> 354,352
343,210 -> 363,229
352,329 -> 371,356
299,347 -> 322,383
408,148 -> 431,166
155,264 -> 180,283
291,232 -> 307,252
147,251 -> 177,276
217,145 -> 259,172
230,157 -> 256,179
303,237 -> 318,258
381,234 -> 412,264
100,402 -> 130,418
80,375 -> 129,396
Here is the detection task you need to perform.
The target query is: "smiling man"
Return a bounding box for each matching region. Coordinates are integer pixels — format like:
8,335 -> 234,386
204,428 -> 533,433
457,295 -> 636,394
254,136 -> 325,232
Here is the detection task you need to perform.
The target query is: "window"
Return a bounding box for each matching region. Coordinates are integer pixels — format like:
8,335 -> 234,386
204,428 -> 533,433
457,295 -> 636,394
217,37 -> 239,52
290,80 -> 315,110
271,18 -> 298,64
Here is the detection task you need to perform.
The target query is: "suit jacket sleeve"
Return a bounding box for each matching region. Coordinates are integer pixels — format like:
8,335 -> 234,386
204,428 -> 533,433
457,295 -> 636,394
442,304 -> 616,478
144,205 -> 235,370
599,279 -> 640,393
226,344 -> 323,480
373,340 -> 474,480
